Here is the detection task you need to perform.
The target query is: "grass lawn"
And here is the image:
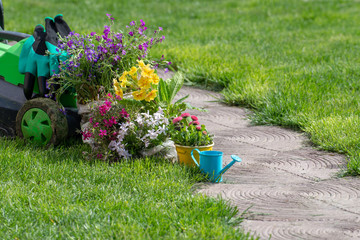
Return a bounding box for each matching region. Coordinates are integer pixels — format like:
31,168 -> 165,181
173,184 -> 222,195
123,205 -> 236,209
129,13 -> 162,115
1,0 -> 359,237
5,0 -> 360,174
0,138 -> 252,239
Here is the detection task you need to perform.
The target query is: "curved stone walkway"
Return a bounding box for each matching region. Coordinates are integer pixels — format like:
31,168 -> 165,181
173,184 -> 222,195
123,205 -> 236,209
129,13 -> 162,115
177,86 -> 360,240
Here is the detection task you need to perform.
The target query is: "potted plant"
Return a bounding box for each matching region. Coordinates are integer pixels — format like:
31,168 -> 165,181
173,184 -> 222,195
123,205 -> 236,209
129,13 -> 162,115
169,112 -> 214,166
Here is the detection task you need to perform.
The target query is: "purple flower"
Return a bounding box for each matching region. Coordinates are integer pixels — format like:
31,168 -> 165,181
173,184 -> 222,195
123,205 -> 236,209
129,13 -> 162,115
168,62 -> 172,65
90,32 -> 96,36
140,19 -> 145,27
115,33 -> 122,40
129,31 -> 134,36
138,44 -> 143,50
164,68 -> 169,73
159,27 -> 163,31
106,14 -> 114,20
122,50 -> 126,55
67,40 -> 73,48
103,25 -> 111,36
130,21 -> 135,26
114,55 -> 121,62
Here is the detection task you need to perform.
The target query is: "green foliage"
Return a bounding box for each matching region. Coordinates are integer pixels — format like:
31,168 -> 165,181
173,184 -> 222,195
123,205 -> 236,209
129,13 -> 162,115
156,72 -> 188,117
0,138 -> 253,239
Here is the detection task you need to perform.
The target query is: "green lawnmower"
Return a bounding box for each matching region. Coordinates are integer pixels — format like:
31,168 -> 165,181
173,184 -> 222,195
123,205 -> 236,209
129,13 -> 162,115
0,0 -> 80,145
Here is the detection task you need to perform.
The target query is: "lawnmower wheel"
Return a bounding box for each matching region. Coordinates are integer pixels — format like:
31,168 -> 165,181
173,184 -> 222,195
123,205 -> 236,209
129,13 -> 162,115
16,98 -> 68,145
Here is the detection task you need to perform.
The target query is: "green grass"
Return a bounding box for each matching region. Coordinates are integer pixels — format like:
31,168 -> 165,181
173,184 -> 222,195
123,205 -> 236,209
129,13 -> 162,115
0,138 -> 252,239
4,0 -> 360,174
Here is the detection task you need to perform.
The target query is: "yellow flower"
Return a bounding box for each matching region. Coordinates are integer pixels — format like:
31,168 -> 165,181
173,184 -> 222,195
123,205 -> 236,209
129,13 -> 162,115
115,88 -> 123,98
132,90 -> 147,101
138,76 -> 151,90
122,70 -> 129,76
120,77 -> 128,88
141,65 -> 155,78
145,89 -> 158,102
113,79 -> 123,98
137,60 -> 145,68
128,66 -> 137,76
150,73 -> 160,84
131,74 -> 138,81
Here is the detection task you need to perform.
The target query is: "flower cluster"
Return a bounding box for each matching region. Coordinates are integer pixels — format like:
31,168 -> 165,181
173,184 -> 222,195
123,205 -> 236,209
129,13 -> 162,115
50,15 -> 166,104
81,93 -> 129,160
169,113 -> 213,146
109,108 -> 169,158
113,60 -> 160,102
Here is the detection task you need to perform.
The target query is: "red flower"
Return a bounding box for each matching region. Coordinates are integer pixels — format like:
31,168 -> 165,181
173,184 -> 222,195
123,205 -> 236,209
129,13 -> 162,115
181,113 -> 191,118
191,115 -> 198,121
190,121 -> 200,126
173,117 -> 183,124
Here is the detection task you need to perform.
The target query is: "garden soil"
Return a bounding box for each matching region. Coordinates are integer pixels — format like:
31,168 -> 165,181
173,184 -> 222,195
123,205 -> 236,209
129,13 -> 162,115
166,72 -> 360,239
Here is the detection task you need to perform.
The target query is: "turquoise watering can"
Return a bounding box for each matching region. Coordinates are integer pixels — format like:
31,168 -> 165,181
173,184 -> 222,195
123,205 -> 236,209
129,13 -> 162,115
191,149 -> 242,183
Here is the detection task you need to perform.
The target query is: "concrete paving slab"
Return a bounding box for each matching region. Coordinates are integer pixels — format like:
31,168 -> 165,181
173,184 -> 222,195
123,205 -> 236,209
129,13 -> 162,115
177,86 -> 360,240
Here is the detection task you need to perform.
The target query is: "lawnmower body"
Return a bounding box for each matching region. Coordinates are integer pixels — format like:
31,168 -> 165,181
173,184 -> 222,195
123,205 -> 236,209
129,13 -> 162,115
0,38 -> 80,140
0,0 -> 80,143
0,39 -> 80,138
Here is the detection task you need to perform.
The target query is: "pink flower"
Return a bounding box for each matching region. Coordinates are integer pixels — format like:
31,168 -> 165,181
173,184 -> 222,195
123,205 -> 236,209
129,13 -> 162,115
196,126 -> 201,131
93,122 -> 99,128
99,129 -> 107,137
81,129 -> 93,140
202,131 -> 207,135
119,108 -> 129,118
189,121 -> 200,126
104,100 -> 112,108
191,115 -> 198,121
107,93 -> 113,98
99,104 -> 110,116
89,117 -> 93,124
97,153 -> 103,159
115,95 -> 122,100
181,113 -> 191,118
173,117 -> 183,124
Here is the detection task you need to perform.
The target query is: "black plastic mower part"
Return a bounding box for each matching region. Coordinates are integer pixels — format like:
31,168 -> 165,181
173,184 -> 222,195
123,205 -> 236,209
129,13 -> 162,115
0,31 -> 30,42
0,0 -> 4,30
0,77 -> 27,136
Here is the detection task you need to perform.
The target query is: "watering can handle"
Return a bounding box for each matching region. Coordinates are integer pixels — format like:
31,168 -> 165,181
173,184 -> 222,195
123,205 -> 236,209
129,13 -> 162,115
191,149 -> 200,167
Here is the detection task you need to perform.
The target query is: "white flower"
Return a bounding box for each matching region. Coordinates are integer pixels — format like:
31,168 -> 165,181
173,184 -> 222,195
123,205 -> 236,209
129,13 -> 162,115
147,129 -> 159,140
141,111 -> 151,119
156,125 -> 167,135
135,115 -> 144,125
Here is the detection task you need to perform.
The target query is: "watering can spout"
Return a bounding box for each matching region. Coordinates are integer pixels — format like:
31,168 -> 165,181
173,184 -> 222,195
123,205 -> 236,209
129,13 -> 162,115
219,155 -> 242,175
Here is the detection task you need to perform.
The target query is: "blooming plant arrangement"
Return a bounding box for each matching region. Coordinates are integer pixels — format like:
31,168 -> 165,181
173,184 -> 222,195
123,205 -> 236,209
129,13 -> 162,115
113,60 -> 159,102
81,93 -> 129,160
82,92 -> 169,160
169,113 -> 213,146
109,108 -> 169,159
50,15 -> 166,103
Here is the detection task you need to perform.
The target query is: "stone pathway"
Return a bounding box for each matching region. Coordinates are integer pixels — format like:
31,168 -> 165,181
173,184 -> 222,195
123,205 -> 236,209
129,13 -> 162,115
177,86 -> 360,240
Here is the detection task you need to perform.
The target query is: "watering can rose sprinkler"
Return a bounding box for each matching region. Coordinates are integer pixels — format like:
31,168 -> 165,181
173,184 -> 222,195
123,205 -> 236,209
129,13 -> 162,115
191,149 -> 242,183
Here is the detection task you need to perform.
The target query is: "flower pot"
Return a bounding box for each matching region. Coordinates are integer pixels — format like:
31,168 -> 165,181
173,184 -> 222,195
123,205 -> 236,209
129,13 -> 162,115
175,143 -> 214,167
